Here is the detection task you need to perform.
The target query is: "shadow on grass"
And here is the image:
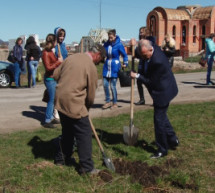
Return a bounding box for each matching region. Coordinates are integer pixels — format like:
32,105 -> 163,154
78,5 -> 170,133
96,128 -> 124,145
136,140 -> 157,154
22,105 -> 46,124
27,136 -> 55,160
95,128 -> 156,154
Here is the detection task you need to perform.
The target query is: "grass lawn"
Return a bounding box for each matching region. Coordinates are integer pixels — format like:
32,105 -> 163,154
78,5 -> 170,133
0,102 -> 215,192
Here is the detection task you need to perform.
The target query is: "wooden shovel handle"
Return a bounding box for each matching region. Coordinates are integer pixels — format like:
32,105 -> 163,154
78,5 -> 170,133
130,45 -> 135,121
89,118 -> 104,152
57,43 -> 62,58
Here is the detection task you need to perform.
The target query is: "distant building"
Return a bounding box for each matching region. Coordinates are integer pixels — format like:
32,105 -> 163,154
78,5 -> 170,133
146,5 -> 215,57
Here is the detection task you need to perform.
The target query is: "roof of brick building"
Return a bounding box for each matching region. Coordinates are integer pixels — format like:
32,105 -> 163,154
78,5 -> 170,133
153,5 -> 215,21
164,8 -> 190,20
192,6 -> 214,19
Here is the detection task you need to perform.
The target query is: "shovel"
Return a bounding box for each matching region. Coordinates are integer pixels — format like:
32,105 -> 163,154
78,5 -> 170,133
57,43 -> 62,58
89,118 -> 115,172
123,45 -> 139,146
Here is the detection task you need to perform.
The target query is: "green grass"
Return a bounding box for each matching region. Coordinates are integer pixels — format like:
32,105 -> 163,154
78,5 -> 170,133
0,102 -> 215,192
184,55 -> 202,63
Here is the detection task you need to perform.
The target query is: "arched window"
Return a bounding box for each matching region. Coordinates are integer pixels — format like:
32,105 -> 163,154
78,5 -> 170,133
202,25 -> 206,49
182,26 -> 186,44
193,25 -> 196,43
150,16 -> 156,37
172,25 -> 176,40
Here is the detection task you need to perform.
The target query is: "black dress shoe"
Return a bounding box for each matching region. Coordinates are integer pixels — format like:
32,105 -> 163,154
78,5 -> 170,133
169,138 -> 179,150
135,99 -> 145,105
54,157 -> 77,166
43,122 -> 56,128
151,151 -> 167,159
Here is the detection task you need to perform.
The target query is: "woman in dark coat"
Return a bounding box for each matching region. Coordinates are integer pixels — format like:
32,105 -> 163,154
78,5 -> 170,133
13,37 -> 23,88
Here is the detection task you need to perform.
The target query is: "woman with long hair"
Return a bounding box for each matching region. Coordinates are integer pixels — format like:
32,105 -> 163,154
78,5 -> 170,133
42,34 -> 63,128
13,37 -> 23,88
25,36 -> 41,88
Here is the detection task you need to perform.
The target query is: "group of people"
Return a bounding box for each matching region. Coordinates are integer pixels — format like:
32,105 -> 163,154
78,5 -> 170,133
10,24 -> 215,175
12,36 -> 41,88
12,26 -> 180,174
41,27 -> 106,174
38,26 -> 179,175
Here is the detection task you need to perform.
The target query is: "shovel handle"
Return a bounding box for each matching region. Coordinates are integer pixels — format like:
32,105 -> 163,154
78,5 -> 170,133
130,45 -> 135,121
57,43 -> 62,58
89,118 -> 104,152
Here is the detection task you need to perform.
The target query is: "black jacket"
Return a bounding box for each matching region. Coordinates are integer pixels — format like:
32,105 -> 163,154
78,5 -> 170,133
25,37 -> 41,61
138,45 -> 178,106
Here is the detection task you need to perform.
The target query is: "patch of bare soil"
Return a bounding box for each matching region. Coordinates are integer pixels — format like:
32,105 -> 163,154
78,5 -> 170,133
97,158 -> 198,192
98,169 -> 113,182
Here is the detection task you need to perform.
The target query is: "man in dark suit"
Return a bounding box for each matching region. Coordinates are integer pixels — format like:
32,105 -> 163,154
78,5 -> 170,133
130,36 -> 179,158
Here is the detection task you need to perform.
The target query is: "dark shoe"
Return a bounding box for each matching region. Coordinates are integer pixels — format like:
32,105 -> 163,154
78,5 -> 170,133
54,157 -> 77,166
169,138 -> 179,150
135,99 -> 145,105
51,119 -> 61,124
151,151 -> 167,159
43,122 -> 56,128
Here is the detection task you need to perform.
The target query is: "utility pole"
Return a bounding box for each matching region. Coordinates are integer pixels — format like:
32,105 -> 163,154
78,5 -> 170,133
99,0 -> 102,31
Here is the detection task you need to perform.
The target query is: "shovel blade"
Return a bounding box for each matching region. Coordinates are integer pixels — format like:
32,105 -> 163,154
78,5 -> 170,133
123,125 -> 139,146
102,152 -> 115,172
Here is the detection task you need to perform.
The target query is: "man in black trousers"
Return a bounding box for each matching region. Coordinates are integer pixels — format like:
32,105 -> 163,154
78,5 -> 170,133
130,37 -> 179,158
53,44 -> 106,174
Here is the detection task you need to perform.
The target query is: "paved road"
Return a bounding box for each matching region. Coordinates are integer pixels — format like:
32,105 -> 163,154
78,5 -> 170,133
0,72 -> 215,134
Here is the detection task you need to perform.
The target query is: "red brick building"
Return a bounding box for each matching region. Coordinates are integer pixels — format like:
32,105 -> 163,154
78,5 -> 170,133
146,5 -> 215,57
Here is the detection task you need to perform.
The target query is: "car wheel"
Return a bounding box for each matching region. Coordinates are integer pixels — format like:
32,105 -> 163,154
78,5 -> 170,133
0,70 -> 11,88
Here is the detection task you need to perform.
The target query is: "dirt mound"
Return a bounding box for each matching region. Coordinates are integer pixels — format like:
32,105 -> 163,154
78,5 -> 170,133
113,158 -> 163,187
97,158 -> 198,192
98,169 -> 113,182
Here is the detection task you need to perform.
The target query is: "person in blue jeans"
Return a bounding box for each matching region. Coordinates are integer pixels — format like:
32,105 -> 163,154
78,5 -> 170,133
13,37 -> 23,88
102,29 -> 128,109
205,33 -> 215,85
25,36 -> 41,88
42,34 -> 63,128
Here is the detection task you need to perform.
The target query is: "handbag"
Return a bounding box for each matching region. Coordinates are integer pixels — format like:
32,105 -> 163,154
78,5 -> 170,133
42,89 -> 49,103
7,51 -> 16,63
199,56 -> 207,67
118,68 -> 131,87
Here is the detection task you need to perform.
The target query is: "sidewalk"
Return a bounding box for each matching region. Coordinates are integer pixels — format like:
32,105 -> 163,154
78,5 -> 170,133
0,72 -> 215,134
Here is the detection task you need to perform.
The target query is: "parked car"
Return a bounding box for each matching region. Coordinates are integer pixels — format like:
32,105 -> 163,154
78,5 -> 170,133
0,61 -> 14,88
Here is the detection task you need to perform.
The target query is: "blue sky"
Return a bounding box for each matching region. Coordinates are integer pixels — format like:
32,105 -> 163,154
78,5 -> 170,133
0,0 -> 213,43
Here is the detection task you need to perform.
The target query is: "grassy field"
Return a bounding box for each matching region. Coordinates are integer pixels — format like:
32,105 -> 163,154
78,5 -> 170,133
0,102 -> 215,192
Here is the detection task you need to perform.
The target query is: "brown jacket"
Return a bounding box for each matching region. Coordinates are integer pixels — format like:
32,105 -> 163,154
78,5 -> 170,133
53,53 -> 98,119
42,50 -> 61,78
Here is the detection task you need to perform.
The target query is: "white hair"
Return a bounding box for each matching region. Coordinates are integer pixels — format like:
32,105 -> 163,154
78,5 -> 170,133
138,39 -> 153,50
